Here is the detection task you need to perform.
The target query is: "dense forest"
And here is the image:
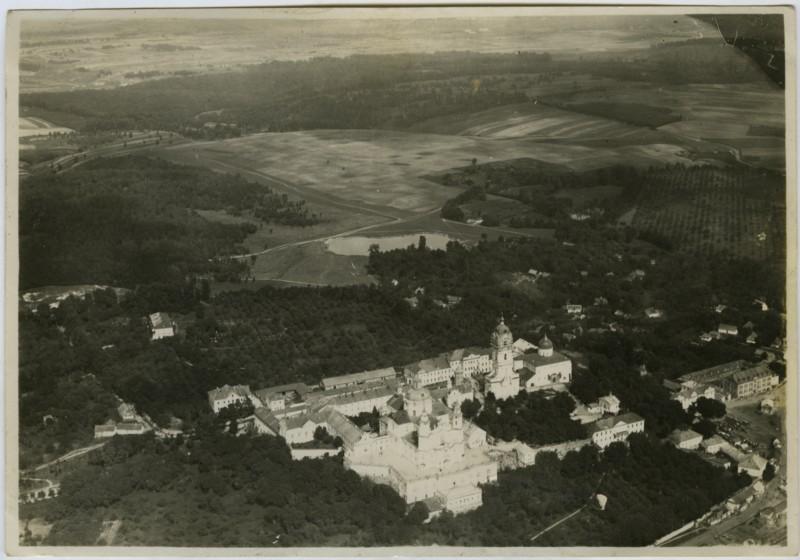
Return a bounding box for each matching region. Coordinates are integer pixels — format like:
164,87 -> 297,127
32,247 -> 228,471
20,40 -> 767,135
435,159 -> 644,228
19,155 -> 316,289
22,429 -> 749,547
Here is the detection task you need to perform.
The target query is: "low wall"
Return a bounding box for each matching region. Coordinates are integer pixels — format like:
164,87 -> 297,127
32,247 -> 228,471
290,447 -> 339,461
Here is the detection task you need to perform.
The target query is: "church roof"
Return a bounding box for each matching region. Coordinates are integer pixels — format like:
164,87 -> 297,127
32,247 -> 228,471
538,334 -> 554,350
522,351 -> 569,368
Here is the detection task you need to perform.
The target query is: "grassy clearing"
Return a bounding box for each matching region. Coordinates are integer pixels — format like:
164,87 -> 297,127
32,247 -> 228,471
252,242 -> 375,287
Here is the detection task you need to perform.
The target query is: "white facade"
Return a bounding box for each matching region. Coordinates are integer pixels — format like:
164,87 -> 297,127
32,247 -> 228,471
345,387 -> 497,514
521,335 -> 572,391
589,413 -> 645,449
208,385 -> 253,413
148,312 -> 176,340
670,429 -> 703,450
485,317 -> 520,401
406,357 -> 454,388
597,394 -> 621,415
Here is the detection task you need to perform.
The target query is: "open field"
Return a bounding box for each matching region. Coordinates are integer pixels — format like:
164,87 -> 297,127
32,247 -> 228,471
409,101 -> 641,140
164,129 -> 704,211
558,83 -> 785,170
19,116 -> 74,138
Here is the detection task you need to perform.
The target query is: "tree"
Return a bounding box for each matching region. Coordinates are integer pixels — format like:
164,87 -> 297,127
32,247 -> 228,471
461,399 -> 481,420
405,502 -> 429,525
763,462 -> 776,482
690,397 -> 726,419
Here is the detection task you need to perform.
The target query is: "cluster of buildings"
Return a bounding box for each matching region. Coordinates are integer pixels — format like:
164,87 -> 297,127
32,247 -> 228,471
664,360 -> 780,411
668,428 -> 772,481
205,318 -> 650,517
94,402 -> 152,439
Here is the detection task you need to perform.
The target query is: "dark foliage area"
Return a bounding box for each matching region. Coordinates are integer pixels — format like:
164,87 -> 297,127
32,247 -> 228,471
476,392 -> 586,445
20,41 -> 766,135
36,433 -> 420,546
19,156 -> 315,289
435,160 -> 644,228
28,431 -> 748,547
420,434 -> 750,546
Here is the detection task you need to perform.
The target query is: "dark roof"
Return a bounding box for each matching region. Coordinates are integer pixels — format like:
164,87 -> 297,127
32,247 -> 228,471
588,412 -> 644,435
522,351 -> 570,367
679,360 -> 748,383
670,429 -> 703,443
254,407 -> 281,433
321,367 -> 396,389
390,410 -> 412,425
662,379 -> 682,391
254,382 -> 310,401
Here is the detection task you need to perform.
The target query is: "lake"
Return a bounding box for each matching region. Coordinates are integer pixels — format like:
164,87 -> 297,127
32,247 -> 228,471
325,233 -> 457,256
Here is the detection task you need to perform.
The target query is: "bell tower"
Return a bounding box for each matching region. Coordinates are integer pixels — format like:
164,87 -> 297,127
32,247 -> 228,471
486,315 -> 519,400
491,315 -> 514,380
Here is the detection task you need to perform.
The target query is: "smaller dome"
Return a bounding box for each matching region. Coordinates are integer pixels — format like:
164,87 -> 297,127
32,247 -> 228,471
538,334 -> 554,350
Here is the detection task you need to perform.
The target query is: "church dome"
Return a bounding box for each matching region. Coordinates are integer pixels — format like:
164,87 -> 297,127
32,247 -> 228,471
494,316 -> 510,336
491,316 -> 513,348
538,334 -> 554,350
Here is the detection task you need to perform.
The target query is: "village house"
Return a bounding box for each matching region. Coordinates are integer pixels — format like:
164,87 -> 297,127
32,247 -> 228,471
563,303 -> 583,315
738,454 -> 769,479
671,380 -> 717,411
596,394 -> 621,415
207,384 -> 253,413
717,323 -> 739,337
701,435 -> 728,455
669,429 -> 703,450
147,312 -> 177,340
644,307 -> 663,319
94,419 -> 150,439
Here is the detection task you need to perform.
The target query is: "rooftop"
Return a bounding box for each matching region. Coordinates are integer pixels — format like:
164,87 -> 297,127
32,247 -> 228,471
208,384 -> 251,402
521,351 -> 570,368
254,382 -> 310,401
679,360 -> 749,384
670,429 -> 703,443
148,312 -> 173,329
588,412 -> 644,435
321,367 -> 397,389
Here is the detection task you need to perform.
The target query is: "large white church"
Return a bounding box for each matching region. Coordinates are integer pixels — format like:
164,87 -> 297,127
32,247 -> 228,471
484,316 -> 573,399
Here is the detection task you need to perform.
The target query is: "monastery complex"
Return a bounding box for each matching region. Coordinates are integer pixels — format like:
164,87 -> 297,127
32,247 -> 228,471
208,317 -> 640,516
